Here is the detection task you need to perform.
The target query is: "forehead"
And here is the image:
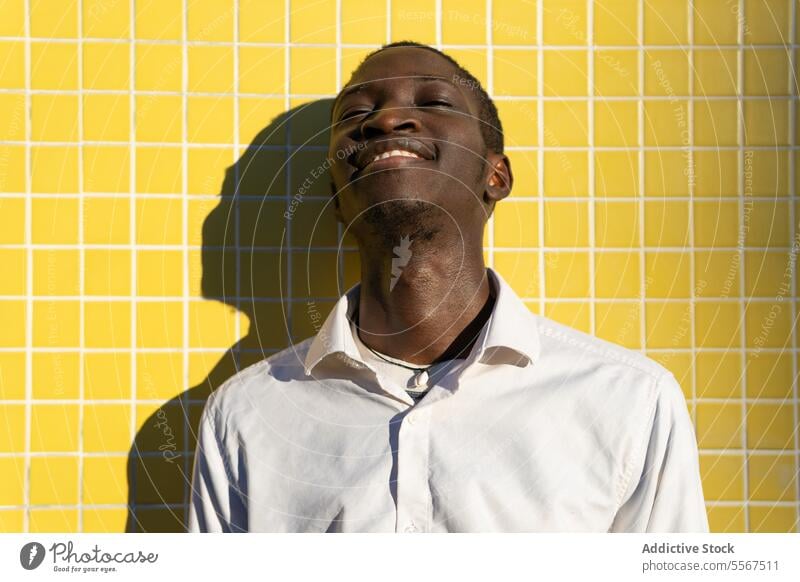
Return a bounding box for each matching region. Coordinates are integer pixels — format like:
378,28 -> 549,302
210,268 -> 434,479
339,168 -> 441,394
336,47 -> 477,108
351,46 -> 457,81
336,47 -> 468,101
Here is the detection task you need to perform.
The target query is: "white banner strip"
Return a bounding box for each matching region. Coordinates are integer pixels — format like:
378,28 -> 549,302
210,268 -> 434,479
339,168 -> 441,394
1,533 -> 799,582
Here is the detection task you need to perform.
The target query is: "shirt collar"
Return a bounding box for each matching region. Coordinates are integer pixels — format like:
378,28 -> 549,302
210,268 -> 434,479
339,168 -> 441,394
302,285 -> 364,376
303,267 -> 540,375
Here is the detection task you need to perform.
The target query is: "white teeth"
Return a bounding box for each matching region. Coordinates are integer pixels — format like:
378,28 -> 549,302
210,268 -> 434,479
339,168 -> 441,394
370,149 -> 421,164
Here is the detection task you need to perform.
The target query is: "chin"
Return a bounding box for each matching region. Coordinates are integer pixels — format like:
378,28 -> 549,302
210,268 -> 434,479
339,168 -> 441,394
349,198 -> 442,247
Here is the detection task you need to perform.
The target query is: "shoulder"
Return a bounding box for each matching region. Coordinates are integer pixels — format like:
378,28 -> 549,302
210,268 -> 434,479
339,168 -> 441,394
532,314 -> 685,412
201,338 -> 316,426
531,315 -> 694,491
534,313 -> 671,381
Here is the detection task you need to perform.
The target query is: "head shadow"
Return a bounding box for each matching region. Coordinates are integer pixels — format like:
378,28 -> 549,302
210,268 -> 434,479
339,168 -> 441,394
124,98 -> 360,532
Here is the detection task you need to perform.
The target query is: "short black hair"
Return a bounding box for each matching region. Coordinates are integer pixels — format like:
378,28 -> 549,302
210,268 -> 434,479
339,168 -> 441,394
333,41 -> 504,154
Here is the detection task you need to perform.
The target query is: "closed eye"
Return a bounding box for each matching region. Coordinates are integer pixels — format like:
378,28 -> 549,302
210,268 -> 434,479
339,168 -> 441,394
422,100 -> 453,108
340,108 -> 371,121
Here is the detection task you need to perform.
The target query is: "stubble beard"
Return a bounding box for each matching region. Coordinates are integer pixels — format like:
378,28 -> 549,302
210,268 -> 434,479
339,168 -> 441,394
358,198 -> 441,248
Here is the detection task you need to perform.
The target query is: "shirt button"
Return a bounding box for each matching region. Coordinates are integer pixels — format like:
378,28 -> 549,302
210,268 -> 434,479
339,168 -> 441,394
407,414 -> 416,425
404,523 -> 417,533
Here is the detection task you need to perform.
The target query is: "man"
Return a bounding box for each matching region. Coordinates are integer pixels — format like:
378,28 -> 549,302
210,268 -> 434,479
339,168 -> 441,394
188,41 -> 708,533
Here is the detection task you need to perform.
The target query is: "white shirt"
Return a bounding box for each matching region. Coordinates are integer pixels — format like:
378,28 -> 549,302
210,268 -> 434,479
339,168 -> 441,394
349,315 -> 466,403
188,268 -> 708,533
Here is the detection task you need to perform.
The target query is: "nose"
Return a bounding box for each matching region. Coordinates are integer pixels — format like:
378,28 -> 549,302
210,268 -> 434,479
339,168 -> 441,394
359,103 -> 421,139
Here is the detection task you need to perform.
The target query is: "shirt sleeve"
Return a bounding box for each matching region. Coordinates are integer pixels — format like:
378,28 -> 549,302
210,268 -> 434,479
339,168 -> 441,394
610,372 -> 709,533
187,403 -> 247,533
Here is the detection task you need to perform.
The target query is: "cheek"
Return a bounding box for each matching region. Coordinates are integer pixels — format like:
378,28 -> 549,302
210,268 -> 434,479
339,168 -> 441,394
439,126 -> 486,162
438,142 -> 488,189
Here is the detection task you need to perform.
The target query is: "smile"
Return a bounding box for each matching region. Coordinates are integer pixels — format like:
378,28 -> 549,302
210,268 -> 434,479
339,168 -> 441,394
352,138 -> 436,175
360,151 -> 428,173
370,149 -> 422,164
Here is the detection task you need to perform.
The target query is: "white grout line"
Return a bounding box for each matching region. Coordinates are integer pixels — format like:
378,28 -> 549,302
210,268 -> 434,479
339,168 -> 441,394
587,0 -> 595,336
703,499 -> 798,506
334,0 -> 340,100
2,89 -> 799,103
537,0 -> 545,316
128,0 -> 138,530
738,0 -> 750,533
76,0 -> 85,534
386,0 -> 391,42
173,0 -> 189,532
8,240 -> 800,249
6,191 -> 800,200
487,0 -> 494,271
22,0 -> 31,534
638,0 -> 645,355
0,398 -> 239,406
436,0 -> 442,49
233,0 -> 241,373
335,0 -> 344,294
128,2 -> 140,529
6,139 -> 800,148
789,0 -> 800,534
285,0 -> 293,347
687,0 -> 697,432
0,293 -> 795,305
0,502 -> 188,511
6,36 -> 800,50
181,0 -> 191,526
10,91 -> 800,106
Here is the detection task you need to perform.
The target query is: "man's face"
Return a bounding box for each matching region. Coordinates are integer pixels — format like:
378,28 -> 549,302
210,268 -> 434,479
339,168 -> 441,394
328,47 -> 508,243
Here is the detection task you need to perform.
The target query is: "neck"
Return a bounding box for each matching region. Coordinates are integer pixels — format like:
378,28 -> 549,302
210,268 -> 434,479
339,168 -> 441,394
355,235 -> 494,366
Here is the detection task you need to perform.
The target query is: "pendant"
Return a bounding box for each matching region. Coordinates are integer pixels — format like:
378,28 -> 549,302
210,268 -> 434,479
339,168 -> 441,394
413,370 -> 429,387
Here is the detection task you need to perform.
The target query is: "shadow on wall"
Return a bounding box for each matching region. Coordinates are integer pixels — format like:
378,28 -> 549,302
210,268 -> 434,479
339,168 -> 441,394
125,98 -> 359,532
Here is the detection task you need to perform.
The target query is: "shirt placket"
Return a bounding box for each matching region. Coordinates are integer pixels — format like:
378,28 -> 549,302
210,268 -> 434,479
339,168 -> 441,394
394,405 -> 433,533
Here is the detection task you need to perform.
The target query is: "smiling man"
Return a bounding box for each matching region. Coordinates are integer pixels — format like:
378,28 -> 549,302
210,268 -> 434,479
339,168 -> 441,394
188,42 -> 708,533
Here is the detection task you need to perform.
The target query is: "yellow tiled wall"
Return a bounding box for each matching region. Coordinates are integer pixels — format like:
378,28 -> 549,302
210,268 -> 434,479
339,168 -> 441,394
0,0 -> 797,532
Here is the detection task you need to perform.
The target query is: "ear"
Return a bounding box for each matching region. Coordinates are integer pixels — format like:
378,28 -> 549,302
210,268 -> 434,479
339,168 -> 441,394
330,180 -> 344,224
483,152 -> 513,208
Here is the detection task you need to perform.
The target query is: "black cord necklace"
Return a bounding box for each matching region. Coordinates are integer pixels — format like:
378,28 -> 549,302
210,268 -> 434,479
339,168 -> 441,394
351,281 -> 498,388
361,342 -> 437,388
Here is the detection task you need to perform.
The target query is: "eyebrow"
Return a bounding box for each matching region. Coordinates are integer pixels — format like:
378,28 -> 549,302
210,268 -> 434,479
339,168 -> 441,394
333,74 -> 460,110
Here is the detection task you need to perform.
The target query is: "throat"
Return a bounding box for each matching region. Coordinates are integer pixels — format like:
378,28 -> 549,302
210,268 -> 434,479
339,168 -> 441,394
354,264 -> 497,366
